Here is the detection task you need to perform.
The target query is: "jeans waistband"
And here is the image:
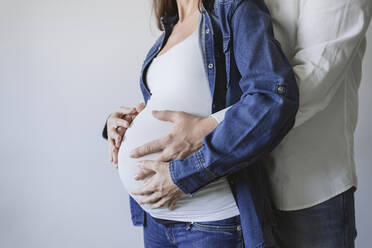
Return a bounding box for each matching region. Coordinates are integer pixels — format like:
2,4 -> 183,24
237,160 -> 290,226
150,214 -> 241,226
151,216 -> 186,225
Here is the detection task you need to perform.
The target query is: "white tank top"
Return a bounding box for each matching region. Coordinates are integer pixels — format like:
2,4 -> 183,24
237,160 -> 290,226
117,12 -> 240,222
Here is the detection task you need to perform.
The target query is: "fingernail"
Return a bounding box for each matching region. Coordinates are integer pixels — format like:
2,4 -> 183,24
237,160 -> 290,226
134,174 -> 139,180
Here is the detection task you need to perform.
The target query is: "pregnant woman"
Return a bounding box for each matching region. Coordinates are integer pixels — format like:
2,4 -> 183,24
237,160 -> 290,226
103,0 -> 299,247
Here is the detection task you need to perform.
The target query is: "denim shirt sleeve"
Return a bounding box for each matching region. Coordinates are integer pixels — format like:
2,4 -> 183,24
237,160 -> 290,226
102,114 -> 111,140
168,0 -> 299,195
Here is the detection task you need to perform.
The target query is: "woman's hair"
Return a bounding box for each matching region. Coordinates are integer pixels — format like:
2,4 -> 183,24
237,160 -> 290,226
152,0 -> 215,30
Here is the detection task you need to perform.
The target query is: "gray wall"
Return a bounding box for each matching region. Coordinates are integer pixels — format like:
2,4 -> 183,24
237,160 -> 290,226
0,1 -> 371,247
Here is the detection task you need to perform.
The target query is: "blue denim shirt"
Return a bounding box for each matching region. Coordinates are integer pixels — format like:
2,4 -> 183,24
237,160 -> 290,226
102,0 -> 299,247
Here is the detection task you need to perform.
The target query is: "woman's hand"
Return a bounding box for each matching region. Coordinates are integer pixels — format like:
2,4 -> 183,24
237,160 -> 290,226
130,110 -> 218,162
132,160 -> 182,210
107,102 -> 146,168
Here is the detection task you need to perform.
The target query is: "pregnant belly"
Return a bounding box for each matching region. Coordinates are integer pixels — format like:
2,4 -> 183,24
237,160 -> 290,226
117,99 -> 238,220
117,103 -> 174,199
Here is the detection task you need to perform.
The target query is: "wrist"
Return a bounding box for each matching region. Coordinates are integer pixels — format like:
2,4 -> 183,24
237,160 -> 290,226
187,115 -> 219,153
201,116 -> 219,134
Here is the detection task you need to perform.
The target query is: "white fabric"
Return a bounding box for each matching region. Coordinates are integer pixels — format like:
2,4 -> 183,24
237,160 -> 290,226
211,0 -> 372,210
117,12 -> 240,221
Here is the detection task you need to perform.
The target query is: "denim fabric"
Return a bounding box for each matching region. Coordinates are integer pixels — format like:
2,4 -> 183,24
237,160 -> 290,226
271,187 -> 357,248
144,211 -> 244,248
102,1 -> 299,247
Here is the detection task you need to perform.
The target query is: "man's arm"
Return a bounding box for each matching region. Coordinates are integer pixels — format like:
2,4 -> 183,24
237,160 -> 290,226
211,0 -> 372,127
168,0 -> 299,195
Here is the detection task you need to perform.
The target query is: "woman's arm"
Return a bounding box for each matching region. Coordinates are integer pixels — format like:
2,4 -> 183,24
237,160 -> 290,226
168,0 -> 299,195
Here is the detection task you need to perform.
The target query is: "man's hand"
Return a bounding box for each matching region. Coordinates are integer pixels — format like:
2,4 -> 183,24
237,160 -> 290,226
129,110 -> 218,162
107,102 -> 146,168
129,110 -> 218,210
131,160 -> 182,210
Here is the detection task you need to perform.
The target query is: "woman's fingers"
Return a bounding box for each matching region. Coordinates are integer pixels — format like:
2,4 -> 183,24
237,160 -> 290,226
110,143 -> 118,166
108,119 -> 128,146
113,149 -> 119,169
109,138 -> 115,163
108,137 -> 119,168
108,138 -> 119,169
107,104 -> 146,168
116,106 -> 137,116
115,127 -> 126,148
124,114 -> 135,128
109,138 -> 119,167
113,118 -> 130,129
135,102 -> 146,113
109,127 -> 121,144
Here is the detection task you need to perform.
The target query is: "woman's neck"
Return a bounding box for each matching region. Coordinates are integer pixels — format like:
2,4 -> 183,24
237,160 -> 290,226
176,0 -> 200,23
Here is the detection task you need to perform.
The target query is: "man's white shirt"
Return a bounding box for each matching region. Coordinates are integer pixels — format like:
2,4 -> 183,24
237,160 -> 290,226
211,0 -> 372,210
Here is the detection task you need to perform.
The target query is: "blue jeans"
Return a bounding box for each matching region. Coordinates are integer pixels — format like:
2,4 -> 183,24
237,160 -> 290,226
143,212 -> 244,248
271,187 -> 357,248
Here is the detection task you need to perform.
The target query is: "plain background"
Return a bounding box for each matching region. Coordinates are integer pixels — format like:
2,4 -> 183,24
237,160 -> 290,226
0,0 -> 371,247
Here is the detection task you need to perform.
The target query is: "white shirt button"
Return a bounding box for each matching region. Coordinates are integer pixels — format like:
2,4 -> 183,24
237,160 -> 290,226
208,63 -> 214,69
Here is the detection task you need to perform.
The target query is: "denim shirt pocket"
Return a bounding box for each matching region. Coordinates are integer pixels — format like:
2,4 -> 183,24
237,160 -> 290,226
223,35 -> 232,89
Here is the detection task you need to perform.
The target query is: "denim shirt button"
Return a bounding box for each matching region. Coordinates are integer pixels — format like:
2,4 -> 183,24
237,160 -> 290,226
206,28 -> 210,34
208,63 -> 214,69
277,85 -> 287,95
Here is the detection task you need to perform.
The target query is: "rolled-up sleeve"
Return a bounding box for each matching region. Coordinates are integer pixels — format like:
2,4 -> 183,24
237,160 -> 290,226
168,0 -> 299,195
